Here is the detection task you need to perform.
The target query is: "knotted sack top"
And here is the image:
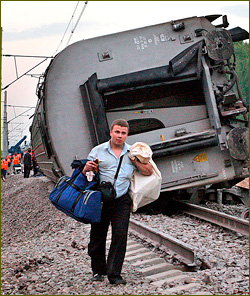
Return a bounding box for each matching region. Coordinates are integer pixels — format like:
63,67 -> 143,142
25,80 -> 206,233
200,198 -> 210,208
128,142 -> 153,164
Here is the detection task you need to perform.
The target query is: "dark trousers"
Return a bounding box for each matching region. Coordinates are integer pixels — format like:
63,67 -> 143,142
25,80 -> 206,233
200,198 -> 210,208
88,193 -> 132,278
24,166 -> 31,178
1,169 -> 6,179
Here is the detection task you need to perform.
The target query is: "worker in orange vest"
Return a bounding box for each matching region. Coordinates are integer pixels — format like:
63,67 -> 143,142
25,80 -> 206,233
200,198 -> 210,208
12,152 -> 22,174
13,152 -> 20,165
31,150 -> 34,161
1,156 -> 6,181
4,157 -> 9,179
6,156 -> 11,175
17,153 -> 22,163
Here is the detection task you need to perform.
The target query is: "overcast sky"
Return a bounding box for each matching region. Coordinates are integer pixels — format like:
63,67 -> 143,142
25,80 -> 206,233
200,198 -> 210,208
1,1 -> 249,146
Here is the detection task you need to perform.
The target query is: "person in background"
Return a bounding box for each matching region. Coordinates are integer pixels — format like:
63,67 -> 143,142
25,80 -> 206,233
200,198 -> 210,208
32,155 -> 39,176
17,152 -> 22,163
82,119 -> 153,285
4,157 -> 9,179
13,152 -> 20,165
6,155 -> 11,175
23,148 -> 32,178
12,152 -> 21,175
1,156 -> 7,182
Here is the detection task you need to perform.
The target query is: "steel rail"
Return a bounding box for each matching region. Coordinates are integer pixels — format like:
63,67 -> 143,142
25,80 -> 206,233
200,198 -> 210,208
178,201 -> 249,236
129,217 -> 196,266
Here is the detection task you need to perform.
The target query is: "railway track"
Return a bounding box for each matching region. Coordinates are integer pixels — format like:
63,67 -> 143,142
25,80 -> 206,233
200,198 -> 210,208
126,219 -> 207,294
122,204 -> 249,294
176,201 -> 249,236
124,238 -> 203,295
106,227 -> 206,295
129,218 -> 196,266
2,174 -> 248,295
128,203 -> 248,266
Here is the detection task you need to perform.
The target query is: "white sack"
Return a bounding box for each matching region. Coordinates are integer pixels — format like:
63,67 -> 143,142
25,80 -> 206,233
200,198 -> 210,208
128,142 -> 162,212
128,142 -> 153,164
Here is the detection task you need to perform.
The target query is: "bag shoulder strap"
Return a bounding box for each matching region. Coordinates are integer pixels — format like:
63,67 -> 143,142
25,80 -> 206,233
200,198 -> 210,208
113,155 -> 124,185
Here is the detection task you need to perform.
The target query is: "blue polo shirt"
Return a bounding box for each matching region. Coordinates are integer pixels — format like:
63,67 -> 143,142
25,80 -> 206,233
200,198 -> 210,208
87,141 -> 136,198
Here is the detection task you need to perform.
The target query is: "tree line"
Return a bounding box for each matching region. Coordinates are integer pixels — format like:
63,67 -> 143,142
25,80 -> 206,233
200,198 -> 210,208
234,41 -> 249,108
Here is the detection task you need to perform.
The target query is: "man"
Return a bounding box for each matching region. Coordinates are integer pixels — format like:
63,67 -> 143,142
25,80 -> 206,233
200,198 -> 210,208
82,119 -> 152,285
1,156 -> 6,182
12,152 -> 21,174
32,155 -> 39,176
23,148 -> 32,178
6,155 -> 12,175
13,152 -> 20,165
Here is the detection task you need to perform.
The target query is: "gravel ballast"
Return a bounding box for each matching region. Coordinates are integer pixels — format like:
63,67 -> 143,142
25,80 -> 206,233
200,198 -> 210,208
1,175 -> 161,295
1,174 -> 249,295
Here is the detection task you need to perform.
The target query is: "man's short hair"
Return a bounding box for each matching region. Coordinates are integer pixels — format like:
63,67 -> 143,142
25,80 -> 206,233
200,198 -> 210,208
111,119 -> 129,132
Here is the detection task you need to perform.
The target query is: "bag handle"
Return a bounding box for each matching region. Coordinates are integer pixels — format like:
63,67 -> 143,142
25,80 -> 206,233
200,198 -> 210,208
66,169 -> 91,192
113,155 -> 124,186
66,170 -> 82,186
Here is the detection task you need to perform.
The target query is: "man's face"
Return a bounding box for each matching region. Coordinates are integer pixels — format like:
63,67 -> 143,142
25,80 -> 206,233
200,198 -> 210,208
110,125 -> 128,147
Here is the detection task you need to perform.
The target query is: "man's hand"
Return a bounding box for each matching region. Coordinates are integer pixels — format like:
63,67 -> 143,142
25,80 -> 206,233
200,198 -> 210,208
82,161 -> 98,175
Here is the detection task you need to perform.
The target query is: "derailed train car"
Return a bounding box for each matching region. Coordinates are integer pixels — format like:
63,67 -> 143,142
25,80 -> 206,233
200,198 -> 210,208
31,14 -> 249,196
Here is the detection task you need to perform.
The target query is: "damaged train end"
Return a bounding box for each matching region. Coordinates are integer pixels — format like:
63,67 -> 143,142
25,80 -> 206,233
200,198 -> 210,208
31,14 -> 249,199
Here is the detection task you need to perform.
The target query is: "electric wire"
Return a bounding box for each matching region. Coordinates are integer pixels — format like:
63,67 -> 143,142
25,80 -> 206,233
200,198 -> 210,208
2,1 -> 89,90
2,57 -> 49,90
65,1 -> 88,47
2,1 -> 89,144
52,1 -> 80,56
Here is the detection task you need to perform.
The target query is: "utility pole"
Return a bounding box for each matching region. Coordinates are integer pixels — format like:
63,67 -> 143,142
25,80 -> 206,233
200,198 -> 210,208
1,27 -> 8,156
2,91 -> 8,156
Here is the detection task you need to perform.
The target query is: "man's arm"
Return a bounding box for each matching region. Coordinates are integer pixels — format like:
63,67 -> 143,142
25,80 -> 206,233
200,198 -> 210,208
130,157 -> 153,176
82,147 -> 98,175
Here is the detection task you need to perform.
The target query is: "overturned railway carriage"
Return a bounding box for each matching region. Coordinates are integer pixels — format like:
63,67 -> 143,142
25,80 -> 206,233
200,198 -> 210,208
31,15 -> 249,193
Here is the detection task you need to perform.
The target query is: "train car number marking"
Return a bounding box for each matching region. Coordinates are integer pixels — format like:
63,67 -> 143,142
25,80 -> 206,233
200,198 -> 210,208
171,160 -> 184,174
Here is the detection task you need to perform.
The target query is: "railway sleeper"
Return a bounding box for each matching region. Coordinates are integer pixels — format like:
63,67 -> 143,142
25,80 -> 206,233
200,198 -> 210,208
125,251 -> 157,262
163,282 -> 202,295
106,234 -> 211,294
126,247 -> 149,257
124,238 -> 205,293
146,269 -> 182,281
132,257 -> 166,268
126,242 -> 142,251
151,273 -> 193,287
138,262 -> 177,276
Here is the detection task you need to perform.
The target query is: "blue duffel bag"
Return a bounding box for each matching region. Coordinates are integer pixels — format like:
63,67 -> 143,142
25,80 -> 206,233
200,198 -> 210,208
49,167 -> 102,224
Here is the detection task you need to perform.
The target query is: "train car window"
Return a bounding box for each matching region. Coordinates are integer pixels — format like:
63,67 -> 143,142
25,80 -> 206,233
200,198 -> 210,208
128,118 -> 165,136
103,79 -> 204,111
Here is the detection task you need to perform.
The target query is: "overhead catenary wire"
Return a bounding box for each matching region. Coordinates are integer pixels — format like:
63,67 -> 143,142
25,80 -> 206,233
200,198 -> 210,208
2,54 -> 52,58
7,108 -> 33,124
2,2 -> 89,146
52,1 -> 80,56
1,54 -> 53,86
2,1 -> 88,90
2,57 -> 49,90
8,122 -> 23,135
22,120 -> 33,134
65,1 -> 88,47
6,104 -> 35,108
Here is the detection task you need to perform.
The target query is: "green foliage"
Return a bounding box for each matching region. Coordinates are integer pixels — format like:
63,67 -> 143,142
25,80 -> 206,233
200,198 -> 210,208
234,41 -> 249,108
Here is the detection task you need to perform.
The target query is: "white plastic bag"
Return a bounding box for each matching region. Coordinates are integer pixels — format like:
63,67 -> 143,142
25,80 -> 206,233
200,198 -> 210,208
128,143 -> 162,212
